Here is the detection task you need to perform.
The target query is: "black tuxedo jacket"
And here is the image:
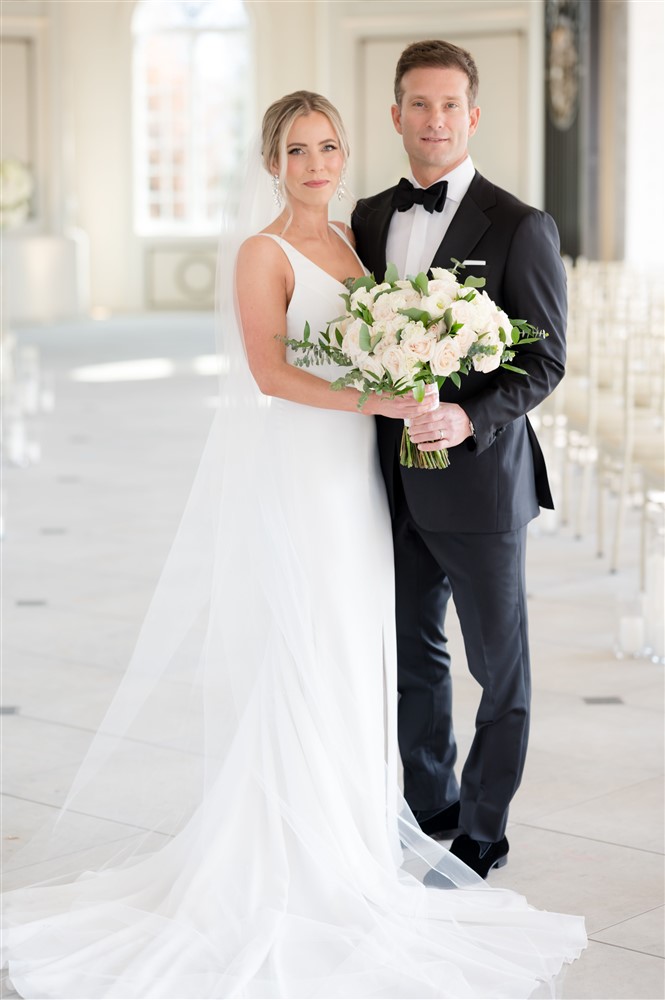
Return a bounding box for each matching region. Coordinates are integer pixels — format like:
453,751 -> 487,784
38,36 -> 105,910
351,171 -> 567,534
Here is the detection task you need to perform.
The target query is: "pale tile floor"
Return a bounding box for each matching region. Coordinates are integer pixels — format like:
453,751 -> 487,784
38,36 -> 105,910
1,315 -> 663,1000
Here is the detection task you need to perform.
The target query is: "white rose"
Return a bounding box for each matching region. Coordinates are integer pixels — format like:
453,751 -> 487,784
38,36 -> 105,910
399,322 -> 437,362
383,314 -> 408,340
370,282 -> 391,298
429,267 -> 462,298
356,353 -> 385,379
448,292 -> 495,332
451,324 -> 477,357
373,287 -> 420,320
327,314 -> 353,343
341,318 -> 368,362
430,337 -> 463,377
419,292 -> 453,320
350,287 -> 375,312
373,327 -> 400,358
488,307 -> 513,343
380,344 -> 416,384
472,350 -> 502,373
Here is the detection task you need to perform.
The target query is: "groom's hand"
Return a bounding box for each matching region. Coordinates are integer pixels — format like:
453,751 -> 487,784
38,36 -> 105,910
409,402 -> 474,450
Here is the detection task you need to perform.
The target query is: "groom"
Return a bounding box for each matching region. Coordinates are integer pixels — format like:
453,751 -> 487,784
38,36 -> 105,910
352,39 -> 566,877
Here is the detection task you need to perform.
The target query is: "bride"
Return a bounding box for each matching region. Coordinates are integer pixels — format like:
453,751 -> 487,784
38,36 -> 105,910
2,91 -> 586,999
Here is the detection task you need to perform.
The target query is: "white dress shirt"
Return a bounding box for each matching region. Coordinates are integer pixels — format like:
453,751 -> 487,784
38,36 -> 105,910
386,155 -> 476,278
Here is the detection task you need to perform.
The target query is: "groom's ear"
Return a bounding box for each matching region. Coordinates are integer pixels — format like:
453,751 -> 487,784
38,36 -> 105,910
391,103 -> 403,135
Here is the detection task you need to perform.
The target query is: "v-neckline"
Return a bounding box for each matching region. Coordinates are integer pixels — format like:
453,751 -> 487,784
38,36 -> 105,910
267,227 -> 365,288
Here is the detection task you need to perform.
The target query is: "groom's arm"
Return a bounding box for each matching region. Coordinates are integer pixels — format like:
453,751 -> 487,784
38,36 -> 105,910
460,209 -> 567,456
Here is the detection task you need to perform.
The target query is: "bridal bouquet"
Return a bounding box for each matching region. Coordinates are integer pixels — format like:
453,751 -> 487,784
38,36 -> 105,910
285,261 -> 548,469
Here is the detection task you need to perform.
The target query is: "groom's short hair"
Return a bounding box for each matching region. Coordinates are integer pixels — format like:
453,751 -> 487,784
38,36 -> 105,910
394,39 -> 479,108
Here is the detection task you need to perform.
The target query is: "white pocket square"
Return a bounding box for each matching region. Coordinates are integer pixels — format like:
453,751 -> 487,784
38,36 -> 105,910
462,259 -> 486,266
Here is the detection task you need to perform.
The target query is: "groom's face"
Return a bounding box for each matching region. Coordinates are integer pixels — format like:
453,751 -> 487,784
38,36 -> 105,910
391,66 -> 480,185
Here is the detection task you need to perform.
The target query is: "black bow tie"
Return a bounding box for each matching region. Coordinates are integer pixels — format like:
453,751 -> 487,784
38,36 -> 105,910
391,177 -> 448,214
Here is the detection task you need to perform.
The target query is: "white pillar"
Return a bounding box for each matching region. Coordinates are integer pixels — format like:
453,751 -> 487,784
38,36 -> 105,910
624,0 -> 664,268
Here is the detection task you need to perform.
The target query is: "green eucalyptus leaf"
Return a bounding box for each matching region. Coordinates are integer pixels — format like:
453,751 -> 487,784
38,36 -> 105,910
463,275 -> 485,288
398,307 -> 432,325
450,371 -> 461,389
412,382 -> 425,403
359,323 -> 371,352
384,261 -> 399,284
349,275 -> 376,294
303,321 -> 311,342
414,272 -> 429,295
501,362 -> 528,375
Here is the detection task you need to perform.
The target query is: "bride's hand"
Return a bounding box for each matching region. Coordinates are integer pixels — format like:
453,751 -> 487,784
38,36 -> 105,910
363,383 -> 439,419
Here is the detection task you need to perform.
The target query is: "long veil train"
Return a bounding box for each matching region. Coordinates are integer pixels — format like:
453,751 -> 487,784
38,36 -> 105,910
1,139 -> 586,999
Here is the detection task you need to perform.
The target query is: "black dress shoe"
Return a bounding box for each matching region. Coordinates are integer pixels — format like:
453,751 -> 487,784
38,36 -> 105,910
449,833 -> 509,878
413,802 -> 462,839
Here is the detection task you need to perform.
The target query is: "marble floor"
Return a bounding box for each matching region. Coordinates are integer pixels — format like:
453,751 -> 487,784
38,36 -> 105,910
1,314 -> 663,999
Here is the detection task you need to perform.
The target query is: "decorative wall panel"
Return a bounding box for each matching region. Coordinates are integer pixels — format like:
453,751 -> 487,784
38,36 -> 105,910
146,246 -> 217,310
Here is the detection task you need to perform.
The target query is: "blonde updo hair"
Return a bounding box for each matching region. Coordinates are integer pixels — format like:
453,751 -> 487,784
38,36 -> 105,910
261,90 -> 350,206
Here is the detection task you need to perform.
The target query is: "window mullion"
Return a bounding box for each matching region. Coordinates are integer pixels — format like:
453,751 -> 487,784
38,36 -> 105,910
133,3 -> 250,236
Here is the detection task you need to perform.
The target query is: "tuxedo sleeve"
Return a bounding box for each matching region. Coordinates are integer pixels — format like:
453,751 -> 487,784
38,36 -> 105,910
462,210 -> 567,456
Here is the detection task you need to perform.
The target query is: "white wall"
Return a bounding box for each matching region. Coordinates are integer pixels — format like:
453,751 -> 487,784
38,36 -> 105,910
8,0 -> 656,313
624,0 -> 664,268
319,0 -> 544,206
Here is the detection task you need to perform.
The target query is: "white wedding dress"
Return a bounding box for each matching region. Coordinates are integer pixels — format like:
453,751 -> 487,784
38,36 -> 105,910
2,230 -> 586,999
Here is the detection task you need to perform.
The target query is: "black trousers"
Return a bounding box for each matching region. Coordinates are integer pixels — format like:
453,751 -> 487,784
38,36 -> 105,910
393,485 -> 531,842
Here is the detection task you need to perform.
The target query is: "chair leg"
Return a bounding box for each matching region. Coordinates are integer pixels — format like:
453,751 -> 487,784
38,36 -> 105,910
610,460 -> 632,574
575,456 -> 594,539
596,459 -> 605,559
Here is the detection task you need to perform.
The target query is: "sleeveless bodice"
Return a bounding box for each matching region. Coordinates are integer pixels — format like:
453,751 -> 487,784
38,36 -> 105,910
260,230 -> 363,383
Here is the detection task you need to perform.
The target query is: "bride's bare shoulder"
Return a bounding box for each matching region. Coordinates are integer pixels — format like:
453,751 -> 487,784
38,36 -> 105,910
330,220 -> 356,246
237,233 -> 284,271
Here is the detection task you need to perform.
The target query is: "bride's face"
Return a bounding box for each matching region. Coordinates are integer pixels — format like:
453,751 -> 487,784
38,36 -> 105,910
280,112 -> 345,207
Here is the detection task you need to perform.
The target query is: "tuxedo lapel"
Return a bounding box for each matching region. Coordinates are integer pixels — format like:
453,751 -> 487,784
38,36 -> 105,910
431,172 -> 493,272
369,194 -> 395,280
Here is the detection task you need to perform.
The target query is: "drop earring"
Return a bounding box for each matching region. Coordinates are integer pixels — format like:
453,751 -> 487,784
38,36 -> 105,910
336,169 -> 347,202
272,174 -> 282,208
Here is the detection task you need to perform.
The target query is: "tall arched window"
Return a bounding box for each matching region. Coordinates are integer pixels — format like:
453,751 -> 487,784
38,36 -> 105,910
132,0 -> 251,235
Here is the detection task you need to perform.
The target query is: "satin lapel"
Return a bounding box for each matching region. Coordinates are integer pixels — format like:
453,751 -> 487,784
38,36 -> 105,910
431,178 -> 492,272
372,195 -> 395,280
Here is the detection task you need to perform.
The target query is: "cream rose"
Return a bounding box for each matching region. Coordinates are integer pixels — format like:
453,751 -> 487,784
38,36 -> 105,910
341,318 -> 368,362
372,287 -> 421,320
380,344 -> 416,384
429,268 -> 462,298
430,338 -> 463,377
356,353 -> 385,379
350,287 -> 375,313
419,292 -> 453,320
448,292 -> 495,332
372,326 -> 399,357
451,324 -> 477,356
399,322 -> 437,363
472,349 -> 502,373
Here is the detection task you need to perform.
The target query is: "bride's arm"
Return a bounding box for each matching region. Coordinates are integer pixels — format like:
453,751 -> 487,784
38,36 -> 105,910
235,237 -> 435,419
